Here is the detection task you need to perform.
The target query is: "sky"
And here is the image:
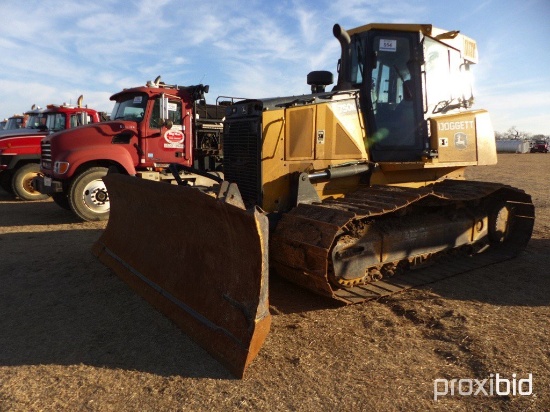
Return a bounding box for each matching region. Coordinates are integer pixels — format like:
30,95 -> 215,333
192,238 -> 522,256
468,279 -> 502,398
1,0 -> 549,136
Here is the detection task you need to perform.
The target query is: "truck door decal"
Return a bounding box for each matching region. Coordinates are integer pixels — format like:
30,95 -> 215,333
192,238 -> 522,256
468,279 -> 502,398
164,129 -> 185,149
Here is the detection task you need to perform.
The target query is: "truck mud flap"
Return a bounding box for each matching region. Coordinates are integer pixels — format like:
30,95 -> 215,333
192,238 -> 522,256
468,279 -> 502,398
92,174 -> 271,378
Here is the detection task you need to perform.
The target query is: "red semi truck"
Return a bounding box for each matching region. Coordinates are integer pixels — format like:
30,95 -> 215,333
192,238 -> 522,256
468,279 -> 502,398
0,98 -> 105,200
34,78 -> 226,221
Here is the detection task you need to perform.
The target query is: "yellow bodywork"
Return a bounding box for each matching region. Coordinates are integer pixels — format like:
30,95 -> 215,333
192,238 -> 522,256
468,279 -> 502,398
260,94 -> 497,213
261,94 -> 368,212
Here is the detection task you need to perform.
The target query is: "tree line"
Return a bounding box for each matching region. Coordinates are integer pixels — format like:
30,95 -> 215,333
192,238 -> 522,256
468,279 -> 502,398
495,126 -> 548,141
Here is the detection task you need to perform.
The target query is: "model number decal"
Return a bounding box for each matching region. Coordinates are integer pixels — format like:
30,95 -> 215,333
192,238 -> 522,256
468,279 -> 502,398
335,102 -> 357,114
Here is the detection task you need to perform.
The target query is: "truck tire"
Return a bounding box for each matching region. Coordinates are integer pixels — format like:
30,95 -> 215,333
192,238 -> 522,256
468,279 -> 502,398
0,171 -> 14,194
69,167 -> 110,221
12,163 -> 49,201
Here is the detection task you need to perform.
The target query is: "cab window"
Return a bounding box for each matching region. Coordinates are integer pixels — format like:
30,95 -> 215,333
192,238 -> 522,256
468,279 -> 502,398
150,98 -> 182,129
46,113 -> 67,131
70,113 -> 93,128
111,94 -> 148,121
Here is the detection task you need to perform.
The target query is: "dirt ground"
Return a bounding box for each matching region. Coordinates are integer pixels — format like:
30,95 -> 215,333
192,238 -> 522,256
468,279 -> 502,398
0,153 -> 548,411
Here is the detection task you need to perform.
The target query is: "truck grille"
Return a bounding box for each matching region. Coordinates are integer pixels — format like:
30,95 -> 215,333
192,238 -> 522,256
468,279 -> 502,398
223,115 -> 262,206
41,141 -> 52,161
41,140 -> 52,169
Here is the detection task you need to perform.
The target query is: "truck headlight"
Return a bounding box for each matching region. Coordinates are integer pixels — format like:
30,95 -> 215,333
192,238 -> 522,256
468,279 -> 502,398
54,161 -> 70,174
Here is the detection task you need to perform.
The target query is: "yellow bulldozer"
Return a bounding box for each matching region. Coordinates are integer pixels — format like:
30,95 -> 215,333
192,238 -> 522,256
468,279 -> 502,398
92,23 -> 534,377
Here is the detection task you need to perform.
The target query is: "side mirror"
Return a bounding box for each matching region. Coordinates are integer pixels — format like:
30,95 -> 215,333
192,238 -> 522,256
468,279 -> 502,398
158,94 -> 173,130
163,119 -> 174,129
151,118 -> 173,135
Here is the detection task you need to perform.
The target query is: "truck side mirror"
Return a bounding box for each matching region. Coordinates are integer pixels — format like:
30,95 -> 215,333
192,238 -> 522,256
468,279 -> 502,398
157,94 -> 173,131
160,95 -> 170,120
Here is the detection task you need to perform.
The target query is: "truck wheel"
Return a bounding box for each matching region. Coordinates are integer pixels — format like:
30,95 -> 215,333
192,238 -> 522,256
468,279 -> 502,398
0,171 -> 14,194
69,167 -> 110,221
12,163 -> 49,201
52,193 -> 71,210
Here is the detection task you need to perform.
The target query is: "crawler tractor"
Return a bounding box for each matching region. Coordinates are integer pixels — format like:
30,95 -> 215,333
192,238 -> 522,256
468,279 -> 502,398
93,23 -> 534,377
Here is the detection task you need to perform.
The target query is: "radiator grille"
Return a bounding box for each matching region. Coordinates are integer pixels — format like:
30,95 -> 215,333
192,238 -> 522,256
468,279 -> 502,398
223,116 -> 262,206
41,141 -> 52,162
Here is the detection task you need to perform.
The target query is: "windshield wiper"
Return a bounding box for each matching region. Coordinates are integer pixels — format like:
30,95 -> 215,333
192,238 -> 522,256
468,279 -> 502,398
432,97 -> 472,114
433,99 -> 451,113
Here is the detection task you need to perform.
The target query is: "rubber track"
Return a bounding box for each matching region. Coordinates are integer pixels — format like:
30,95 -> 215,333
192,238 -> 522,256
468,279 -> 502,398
270,180 -> 534,304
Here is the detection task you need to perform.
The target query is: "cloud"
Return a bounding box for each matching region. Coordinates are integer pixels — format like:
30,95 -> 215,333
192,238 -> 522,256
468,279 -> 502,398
478,89 -> 550,134
0,0 -> 548,135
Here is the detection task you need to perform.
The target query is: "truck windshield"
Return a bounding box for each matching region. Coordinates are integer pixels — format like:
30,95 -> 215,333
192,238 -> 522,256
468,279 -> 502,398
111,94 -> 148,122
45,113 -> 67,132
5,118 -> 24,129
25,114 -> 43,129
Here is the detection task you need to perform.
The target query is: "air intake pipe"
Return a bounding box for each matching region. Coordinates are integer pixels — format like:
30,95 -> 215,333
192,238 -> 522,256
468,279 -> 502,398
333,24 -> 352,91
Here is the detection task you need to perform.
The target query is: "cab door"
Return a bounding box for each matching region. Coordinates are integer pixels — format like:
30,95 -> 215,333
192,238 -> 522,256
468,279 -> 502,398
143,97 -> 192,167
361,30 -> 426,162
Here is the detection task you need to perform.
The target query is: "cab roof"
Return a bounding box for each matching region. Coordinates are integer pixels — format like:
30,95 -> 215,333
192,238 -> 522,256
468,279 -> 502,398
347,22 -> 478,63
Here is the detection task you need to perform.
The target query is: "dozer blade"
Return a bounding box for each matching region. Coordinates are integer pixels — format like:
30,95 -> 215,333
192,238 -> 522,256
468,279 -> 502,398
92,174 -> 271,378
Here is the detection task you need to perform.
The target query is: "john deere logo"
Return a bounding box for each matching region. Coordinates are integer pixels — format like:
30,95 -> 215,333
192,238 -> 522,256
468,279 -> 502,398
455,132 -> 468,149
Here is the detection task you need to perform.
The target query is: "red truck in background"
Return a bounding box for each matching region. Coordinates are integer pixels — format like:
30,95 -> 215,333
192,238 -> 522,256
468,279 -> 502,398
0,97 -> 106,200
530,140 -> 548,153
2,114 -> 27,130
34,77 -> 226,221
0,104 -> 48,137
0,104 -> 48,131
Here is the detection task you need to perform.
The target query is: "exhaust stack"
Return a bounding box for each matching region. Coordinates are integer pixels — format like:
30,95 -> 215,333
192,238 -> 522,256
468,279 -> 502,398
333,24 -> 352,91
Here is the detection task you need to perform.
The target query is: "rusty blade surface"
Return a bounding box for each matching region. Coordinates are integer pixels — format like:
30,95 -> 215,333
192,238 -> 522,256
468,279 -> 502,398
92,174 -> 271,378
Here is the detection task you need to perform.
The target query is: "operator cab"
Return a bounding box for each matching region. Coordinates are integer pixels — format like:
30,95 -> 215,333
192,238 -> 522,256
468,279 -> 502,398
334,23 -> 476,162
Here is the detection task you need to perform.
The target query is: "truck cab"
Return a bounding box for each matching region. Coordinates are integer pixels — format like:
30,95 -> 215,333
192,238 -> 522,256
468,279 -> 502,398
0,98 -> 104,200
331,23 -> 496,167
2,114 -> 26,131
0,106 -> 43,138
35,78 -> 224,221
106,85 -> 194,168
